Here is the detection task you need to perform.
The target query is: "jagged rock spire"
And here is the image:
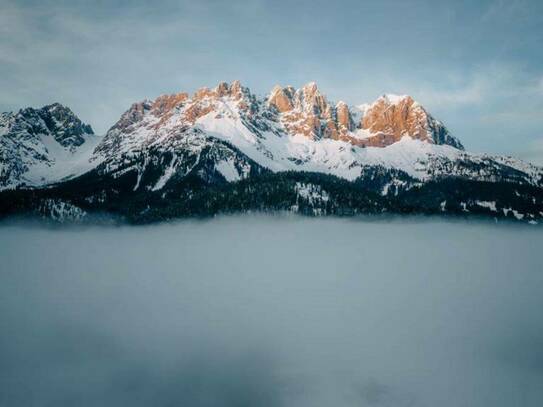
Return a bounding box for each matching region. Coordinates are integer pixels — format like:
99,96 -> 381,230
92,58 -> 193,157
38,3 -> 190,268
360,94 -> 464,149
268,85 -> 295,112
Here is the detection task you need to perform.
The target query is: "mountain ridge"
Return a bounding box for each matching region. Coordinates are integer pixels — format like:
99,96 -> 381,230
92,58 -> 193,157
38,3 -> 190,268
1,80 -> 542,223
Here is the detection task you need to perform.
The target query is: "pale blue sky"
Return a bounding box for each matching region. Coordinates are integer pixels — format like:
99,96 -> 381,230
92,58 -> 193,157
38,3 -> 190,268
1,0 -> 542,162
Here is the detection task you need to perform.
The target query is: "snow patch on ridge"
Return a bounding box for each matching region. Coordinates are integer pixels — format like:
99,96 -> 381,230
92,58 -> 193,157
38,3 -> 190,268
383,94 -> 409,104
152,157 -> 178,191
215,159 -> 241,182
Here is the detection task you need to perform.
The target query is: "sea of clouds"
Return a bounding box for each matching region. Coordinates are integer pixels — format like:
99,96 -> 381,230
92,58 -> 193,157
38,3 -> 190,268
1,215 -> 542,406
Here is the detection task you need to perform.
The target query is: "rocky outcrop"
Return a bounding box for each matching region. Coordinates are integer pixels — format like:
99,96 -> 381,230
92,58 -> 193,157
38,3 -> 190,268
0,103 -> 96,189
266,84 -> 463,149
151,93 -> 189,116
336,101 -> 353,131
268,86 -> 295,112
107,101 -> 151,134
0,104 -> 94,153
268,82 -> 336,139
7,103 -> 94,148
39,103 -> 94,147
297,82 -> 330,116
359,95 -> 464,149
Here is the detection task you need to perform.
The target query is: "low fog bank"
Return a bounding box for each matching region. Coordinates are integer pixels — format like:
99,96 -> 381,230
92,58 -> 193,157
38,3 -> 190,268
1,216 -> 542,406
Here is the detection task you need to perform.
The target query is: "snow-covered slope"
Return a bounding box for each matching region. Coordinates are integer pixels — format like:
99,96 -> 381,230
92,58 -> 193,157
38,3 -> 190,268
0,104 -> 99,190
89,80 -> 542,191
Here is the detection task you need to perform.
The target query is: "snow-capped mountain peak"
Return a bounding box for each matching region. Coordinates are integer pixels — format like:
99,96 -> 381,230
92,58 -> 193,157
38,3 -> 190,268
1,103 -> 99,189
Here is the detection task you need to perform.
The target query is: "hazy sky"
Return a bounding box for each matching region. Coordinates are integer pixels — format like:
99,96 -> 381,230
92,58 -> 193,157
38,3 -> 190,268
1,0 -> 542,162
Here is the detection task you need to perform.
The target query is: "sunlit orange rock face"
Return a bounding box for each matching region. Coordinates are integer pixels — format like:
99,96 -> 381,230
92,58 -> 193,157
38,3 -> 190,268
335,101 -> 352,131
151,93 -> 189,115
229,80 -> 243,100
268,82 -> 348,140
148,81 -> 256,126
193,81 -> 245,102
183,103 -> 216,125
299,82 -> 329,117
110,80 -> 462,150
360,95 -> 433,144
266,83 -> 460,149
150,93 -> 189,127
268,86 -> 295,112
268,82 -> 396,143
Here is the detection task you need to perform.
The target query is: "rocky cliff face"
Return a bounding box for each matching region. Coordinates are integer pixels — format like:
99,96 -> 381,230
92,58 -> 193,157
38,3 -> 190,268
266,82 -> 464,150
0,104 -> 97,189
359,95 -> 464,149
268,82 -> 337,140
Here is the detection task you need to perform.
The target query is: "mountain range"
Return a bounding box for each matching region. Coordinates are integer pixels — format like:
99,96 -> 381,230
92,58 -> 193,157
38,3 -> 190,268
1,81 -> 542,223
